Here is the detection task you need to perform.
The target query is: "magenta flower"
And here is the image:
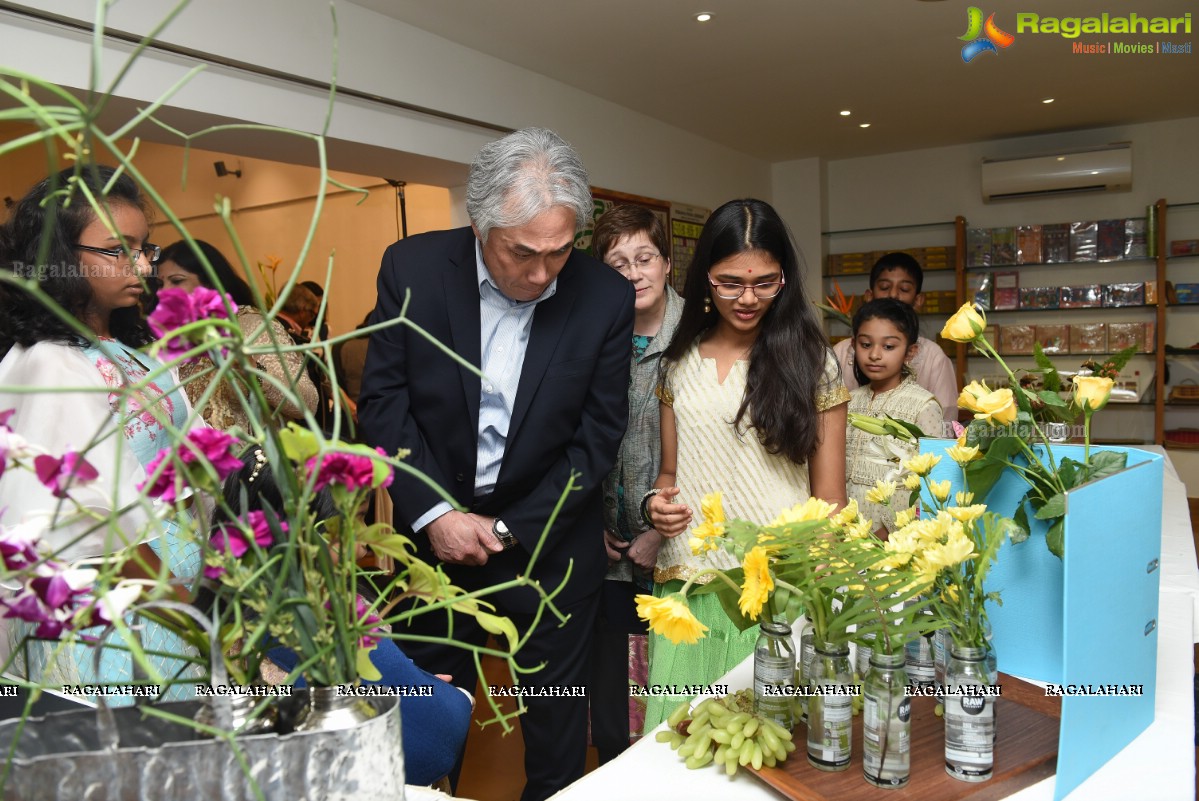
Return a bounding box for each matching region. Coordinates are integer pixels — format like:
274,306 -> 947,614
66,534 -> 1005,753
0,519 -> 43,572
204,511 -> 282,579
306,451 -> 377,493
0,409 -> 13,428
140,428 -> 243,503
324,595 -> 385,649
147,286 -> 236,360
2,565 -> 94,639
34,450 -> 99,499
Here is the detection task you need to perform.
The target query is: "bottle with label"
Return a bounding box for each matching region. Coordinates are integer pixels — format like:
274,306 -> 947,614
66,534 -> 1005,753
797,620 -> 814,722
806,640 -> 853,771
862,649 -> 911,788
753,617 -> 797,729
905,630 -> 935,688
944,644 -> 996,782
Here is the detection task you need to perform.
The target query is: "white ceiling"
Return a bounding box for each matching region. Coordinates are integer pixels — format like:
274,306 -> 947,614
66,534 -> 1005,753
349,0 -> 1199,162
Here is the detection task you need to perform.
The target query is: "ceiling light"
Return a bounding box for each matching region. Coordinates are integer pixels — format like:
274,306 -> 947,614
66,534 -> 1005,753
840,110 -> 852,116
1042,98 -> 1055,104
859,123 -> 871,128
695,12 -> 712,22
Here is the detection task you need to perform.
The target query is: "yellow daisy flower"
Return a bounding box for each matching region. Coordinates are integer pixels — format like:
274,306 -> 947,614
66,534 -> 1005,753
738,547 -> 775,620
945,504 -> 987,523
954,490 -> 975,505
904,453 -> 942,477
700,491 -> 725,524
903,473 -> 922,491
636,593 -> 709,644
865,480 -> 897,505
929,479 -> 952,503
946,443 -> 982,465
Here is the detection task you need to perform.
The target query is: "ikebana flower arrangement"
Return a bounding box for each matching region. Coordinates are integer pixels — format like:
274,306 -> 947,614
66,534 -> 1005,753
941,302 -> 1133,557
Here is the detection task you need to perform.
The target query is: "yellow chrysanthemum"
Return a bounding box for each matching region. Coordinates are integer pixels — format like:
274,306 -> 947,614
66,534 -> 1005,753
772,497 -> 837,525
831,498 -> 860,527
903,473 -> 922,491
893,506 -> 917,528
955,490 -> 975,506
738,547 -> 775,620
844,516 -> 875,540
865,480 -> 897,505
700,492 -> 726,525
635,593 -> 709,644
904,453 -> 942,477
929,479 -> 952,503
941,584 -> 961,604
945,504 -> 987,523
946,444 -> 982,465
956,432 -> 968,448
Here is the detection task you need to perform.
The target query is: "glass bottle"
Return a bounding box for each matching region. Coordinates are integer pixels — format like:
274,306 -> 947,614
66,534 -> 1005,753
862,650 -> 911,788
797,620 -> 814,723
933,627 -> 950,700
806,640 -> 853,771
905,631 -> 935,689
944,645 -> 996,782
855,631 -> 875,679
754,617 -> 797,729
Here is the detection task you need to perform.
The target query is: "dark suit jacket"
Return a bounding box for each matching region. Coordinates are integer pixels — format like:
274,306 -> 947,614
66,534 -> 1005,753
358,227 -> 635,612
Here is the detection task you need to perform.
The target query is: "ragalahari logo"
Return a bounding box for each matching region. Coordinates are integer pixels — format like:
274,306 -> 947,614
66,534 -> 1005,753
960,7 -> 1015,62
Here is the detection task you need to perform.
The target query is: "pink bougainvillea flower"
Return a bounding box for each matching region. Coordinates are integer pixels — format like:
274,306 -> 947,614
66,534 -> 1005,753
306,451 -> 376,493
147,286 -> 236,360
33,451 -> 99,499
203,511 -> 281,579
140,428 -> 243,503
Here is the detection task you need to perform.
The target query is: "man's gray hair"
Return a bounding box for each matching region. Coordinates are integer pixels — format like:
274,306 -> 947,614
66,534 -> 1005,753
466,127 -> 592,243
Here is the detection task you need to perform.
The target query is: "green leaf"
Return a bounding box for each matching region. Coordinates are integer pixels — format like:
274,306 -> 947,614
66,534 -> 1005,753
357,645 -> 382,681
1033,343 -> 1063,392
1035,494 -> 1066,519
964,435 -> 1022,500
1056,458 -> 1081,488
1010,500 -> 1031,544
476,610 -> 520,651
1046,519 -> 1065,559
1104,345 -> 1138,375
279,422 -> 320,463
1085,450 -> 1128,483
1036,390 -> 1068,408
882,414 -> 926,441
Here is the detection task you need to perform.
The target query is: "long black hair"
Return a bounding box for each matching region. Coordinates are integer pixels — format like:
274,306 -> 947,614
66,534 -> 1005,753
850,297 -> 920,386
155,239 -> 255,307
0,165 -> 153,356
662,198 -> 831,464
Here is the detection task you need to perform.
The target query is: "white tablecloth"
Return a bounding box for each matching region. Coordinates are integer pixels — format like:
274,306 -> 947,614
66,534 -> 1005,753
552,445 -> 1199,801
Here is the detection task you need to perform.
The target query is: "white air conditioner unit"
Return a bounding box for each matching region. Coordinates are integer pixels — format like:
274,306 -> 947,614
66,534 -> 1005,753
980,144 -> 1132,202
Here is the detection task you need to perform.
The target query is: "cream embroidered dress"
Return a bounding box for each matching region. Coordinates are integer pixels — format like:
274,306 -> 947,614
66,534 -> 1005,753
642,344 -> 848,732
845,374 -> 943,533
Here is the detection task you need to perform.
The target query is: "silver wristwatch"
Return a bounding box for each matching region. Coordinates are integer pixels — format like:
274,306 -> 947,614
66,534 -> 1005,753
492,518 -> 518,550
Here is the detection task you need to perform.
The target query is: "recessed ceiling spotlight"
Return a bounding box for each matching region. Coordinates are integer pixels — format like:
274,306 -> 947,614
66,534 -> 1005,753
696,12 -> 712,22
840,110 -> 852,116
859,123 -> 871,128
1042,97 -> 1055,104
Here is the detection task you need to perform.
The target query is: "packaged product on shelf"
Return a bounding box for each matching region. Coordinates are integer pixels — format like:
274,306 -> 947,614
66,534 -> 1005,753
969,272 -> 993,310
921,290 -> 958,313
924,246 -> 955,271
1171,239 -> 1199,257
991,227 -> 1017,266
1145,280 -> 1158,304
1124,218 -> 1148,260
1173,283 -> 1199,304
1059,284 -> 1103,309
1035,324 -> 1069,354
1145,321 -> 1157,351
992,271 -> 1020,310
827,251 -> 871,275
999,324 -> 1035,355
1097,219 -> 1126,262
1069,221 -> 1099,262
1019,286 -> 1060,310
1070,323 -> 1108,354
967,228 -> 992,268
1015,224 -> 1043,264
1107,322 -> 1147,353
1102,283 -> 1146,307
1042,223 -> 1071,263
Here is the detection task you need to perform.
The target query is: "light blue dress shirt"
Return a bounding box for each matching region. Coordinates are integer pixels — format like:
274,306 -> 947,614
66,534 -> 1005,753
410,239 -> 558,532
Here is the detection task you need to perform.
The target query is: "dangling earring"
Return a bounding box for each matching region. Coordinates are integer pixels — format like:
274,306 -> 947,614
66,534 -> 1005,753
704,296 -> 712,314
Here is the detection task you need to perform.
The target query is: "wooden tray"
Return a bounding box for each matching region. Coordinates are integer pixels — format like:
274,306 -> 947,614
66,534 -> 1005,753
750,674 -> 1061,801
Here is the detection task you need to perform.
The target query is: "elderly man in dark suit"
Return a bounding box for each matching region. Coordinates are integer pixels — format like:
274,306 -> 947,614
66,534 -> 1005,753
359,128 -> 634,801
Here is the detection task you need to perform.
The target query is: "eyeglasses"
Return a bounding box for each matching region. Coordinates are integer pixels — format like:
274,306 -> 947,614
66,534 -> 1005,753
608,252 -> 661,276
707,274 -> 786,300
75,243 -> 162,265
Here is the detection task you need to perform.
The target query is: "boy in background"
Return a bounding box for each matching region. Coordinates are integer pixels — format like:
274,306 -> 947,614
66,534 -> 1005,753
832,251 -> 958,423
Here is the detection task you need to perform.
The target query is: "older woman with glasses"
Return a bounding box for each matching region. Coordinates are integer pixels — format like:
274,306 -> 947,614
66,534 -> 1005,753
587,205 -> 683,762
0,165 -> 204,703
640,198 -> 849,732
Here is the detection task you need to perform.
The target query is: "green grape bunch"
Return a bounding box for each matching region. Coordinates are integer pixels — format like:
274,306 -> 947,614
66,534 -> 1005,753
655,694 -> 797,775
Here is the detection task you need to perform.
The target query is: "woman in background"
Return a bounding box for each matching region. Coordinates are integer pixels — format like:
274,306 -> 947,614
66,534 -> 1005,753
587,205 -> 683,762
155,239 -> 318,433
643,199 -> 849,731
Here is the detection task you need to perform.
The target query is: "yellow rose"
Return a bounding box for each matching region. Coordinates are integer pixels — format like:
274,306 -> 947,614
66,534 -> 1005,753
957,380 -> 991,408
903,453 -> 942,477
929,479 -> 952,503
636,593 -> 709,644
945,504 -> 986,523
903,472 -> 922,491
941,303 -> 986,343
1072,375 -> 1114,412
961,385 -> 1017,426
865,480 -> 897,505
738,547 -> 775,620
946,444 -> 982,465
700,491 -> 726,524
